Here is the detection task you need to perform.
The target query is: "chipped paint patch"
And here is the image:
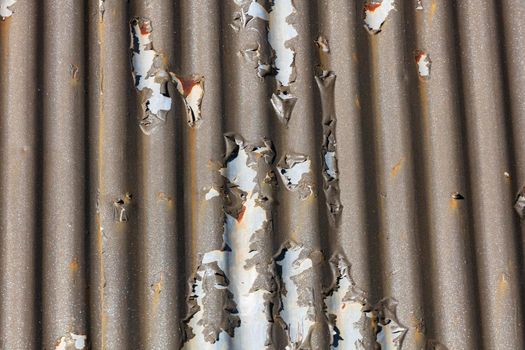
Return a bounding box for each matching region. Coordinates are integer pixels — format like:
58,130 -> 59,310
113,193 -> 132,222
416,0 -> 423,10
184,135 -> 277,348
415,50 -> 431,78
205,187 -> 220,200
277,154 -> 314,199
325,258 -> 367,349
130,18 -> 172,135
268,0 -> 298,87
0,0 -> 16,19
172,74 -> 205,128
364,0 -> 396,34
55,333 -> 87,350
276,244 -> 316,349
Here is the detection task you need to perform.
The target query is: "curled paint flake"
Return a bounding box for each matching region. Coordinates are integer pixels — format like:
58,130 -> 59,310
0,0 -> 16,19
415,50 -> 431,78
268,0 -> 298,87
247,1 -> 269,21
364,0 -> 396,34
271,92 -> 297,126
277,154 -> 314,199
130,17 -> 172,135
55,333 -> 87,350
171,74 -> 205,128
184,135 -> 277,349
276,244 -> 317,349
325,257 -> 368,349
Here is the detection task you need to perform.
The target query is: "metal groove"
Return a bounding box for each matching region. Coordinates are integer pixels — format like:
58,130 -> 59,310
0,1 -> 524,349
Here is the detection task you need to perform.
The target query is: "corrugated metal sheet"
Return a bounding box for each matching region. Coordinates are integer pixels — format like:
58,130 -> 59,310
0,0 -> 524,349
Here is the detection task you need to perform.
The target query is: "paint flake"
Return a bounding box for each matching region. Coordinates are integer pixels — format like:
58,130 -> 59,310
415,50 -> 431,78
365,299 -> 407,349
55,333 -> 87,350
172,74 -> 205,128
271,92 -> 297,126
205,187 -> 220,200
130,18 -> 172,135
364,0 -> 396,34
184,136 -> 277,349
0,0 -> 15,19
247,1 -> 269,21
416,0 -> 423,10
268,0 -> 298,87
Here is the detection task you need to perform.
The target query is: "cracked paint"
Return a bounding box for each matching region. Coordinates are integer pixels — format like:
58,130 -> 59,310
171,74 -> 205,128
183,135 -> 276,349
130,17 -> 172,135
0,0 -> 15,19
55,333 -> 87,350
364,1 -> 396,34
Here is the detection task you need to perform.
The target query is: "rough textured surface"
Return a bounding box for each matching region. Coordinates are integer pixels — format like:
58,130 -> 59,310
0,0 -> 524,349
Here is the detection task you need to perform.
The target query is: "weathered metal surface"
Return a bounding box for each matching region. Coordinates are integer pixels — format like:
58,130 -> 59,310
0,0 -> 524,349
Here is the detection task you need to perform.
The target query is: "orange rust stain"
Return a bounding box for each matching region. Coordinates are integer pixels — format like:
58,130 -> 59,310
496,273 -> 509,300
237,205 -> 247,222
390,158 -> 404,178
415,50 -> 426,63
365,3 -> 381,12
152,273 -> 164,316
449,197 -> 458,210
69,257 -> 79,272
177,76 -> 199,96
429,0 -> 437,24
139,21 -> 151,35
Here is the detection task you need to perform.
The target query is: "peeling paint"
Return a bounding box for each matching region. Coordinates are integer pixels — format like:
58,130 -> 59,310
366,299 -> 407,349
184,135 -> 277,348
113,193 -> 132,223
316,73 -> 342,223
416,0 -> 423,10
325,258 -> 368,349
130,17 -> 172,135
98,0 -> 105,20
364,1 -> 396,34
268,0 -> 298,87
55,333 -> 87,350
277,154 -> 314,199
271,92 -> 297,126
0,0 -> 16,19
276,244 -> 316,349
514,186 -> 525,219
415,50 -> 431,78
171,74 -> 205,128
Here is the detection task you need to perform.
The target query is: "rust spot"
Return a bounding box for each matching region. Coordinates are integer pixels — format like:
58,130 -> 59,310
449,198 -> 458,210
365,3 -> 381,12
237,205 -> 247,222
151,272 -> 164,314
69,257 -> 79,272
390,158 -> 404,178
354,95 -> 361,109
139,21 -> 151,35
176,76 -> 200,96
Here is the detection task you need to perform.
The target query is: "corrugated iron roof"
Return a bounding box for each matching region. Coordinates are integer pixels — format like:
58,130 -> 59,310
0,0 -> 524,349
